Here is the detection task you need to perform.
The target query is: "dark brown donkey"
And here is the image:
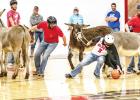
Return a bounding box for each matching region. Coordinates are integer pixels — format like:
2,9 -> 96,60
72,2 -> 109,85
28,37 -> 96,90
65,23 -> 112,69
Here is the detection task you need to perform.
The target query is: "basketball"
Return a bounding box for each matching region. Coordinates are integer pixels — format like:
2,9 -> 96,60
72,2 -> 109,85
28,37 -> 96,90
111,69 -> 120,79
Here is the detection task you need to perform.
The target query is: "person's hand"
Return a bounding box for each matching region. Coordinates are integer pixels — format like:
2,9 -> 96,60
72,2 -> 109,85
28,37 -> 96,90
117,65 -> 123,74
30,25 -> 37,32
29,28 -> 35,32
30,41 -> 35,45
105,17 -> 110,22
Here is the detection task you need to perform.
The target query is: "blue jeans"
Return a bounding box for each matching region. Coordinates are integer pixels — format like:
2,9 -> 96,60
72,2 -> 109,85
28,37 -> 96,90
34,41 -> 58,74
7,52 -> 14,64
70,53 -> 105,77
31,31 -> 43,50
127,56 -> 140,71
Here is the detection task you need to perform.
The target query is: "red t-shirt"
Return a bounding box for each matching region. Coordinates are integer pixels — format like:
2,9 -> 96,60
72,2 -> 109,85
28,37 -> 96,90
7,10 -> 20,27
127,16 -> 140,32
37,21 -> 64,43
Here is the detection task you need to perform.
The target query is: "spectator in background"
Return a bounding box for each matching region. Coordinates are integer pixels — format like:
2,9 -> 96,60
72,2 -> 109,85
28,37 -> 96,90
69,7 -> 84,25
7,0 -> 20,66
105,3 -> 120,32
7,0 -> 20,27
30,6 -> 43,57
125,4 -> 140,73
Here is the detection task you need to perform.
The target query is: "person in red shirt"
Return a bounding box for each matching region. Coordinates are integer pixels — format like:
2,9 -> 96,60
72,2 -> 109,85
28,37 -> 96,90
7,0 -> 20,27
31,16 -> 67,77
6,0 -> 20,66
125,4 -> 140,73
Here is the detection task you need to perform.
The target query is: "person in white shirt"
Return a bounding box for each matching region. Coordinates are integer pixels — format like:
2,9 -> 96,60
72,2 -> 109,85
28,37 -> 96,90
65,34 -> 114,78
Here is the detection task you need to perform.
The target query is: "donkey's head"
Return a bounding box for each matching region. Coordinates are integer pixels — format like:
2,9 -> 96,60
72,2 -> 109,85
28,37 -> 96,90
65,23 -> 90,37
65,23 -> 90,46
65,23 -> 90,33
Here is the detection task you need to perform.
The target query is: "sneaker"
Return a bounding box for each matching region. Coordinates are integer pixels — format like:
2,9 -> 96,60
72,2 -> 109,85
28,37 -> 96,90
7,63 -> 13,66
37,74 -> 44,79
38,74 -> 44,77
32,71 -> 38,75
94,73 -> 100,79
127,69 -> 136,74
65,73 -> 73,78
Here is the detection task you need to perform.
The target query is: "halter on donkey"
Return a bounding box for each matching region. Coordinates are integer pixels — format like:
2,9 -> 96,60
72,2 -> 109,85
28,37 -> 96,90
65,23 -> 113,69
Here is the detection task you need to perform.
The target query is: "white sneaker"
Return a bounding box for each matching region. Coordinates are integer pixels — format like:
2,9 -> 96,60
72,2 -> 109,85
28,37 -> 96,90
7,63 -> 13,66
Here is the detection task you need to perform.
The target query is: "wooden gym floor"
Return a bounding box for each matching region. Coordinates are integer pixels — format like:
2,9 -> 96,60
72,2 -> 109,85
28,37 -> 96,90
0,56 -> 140,100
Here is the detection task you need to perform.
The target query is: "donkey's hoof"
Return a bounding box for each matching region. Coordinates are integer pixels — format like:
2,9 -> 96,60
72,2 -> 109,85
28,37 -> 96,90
25,73 -> 29,79
0,73 -> 4,77
12,74 -> 17,79
3,72 -> 7,77
0,72 -> 7,77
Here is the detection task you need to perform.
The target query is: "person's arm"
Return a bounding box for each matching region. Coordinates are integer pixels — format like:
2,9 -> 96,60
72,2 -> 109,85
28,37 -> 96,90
125,23 -> 130,32
105,17 -> 110,22
125,17 -> 135,32
9,17 -> 15,26
62,35 -> 67,46
30,25 -> 37,32
112,44 -> 123,71
105,16 -> 118,22
57,27 -> 67,46
108,17 -> 118,22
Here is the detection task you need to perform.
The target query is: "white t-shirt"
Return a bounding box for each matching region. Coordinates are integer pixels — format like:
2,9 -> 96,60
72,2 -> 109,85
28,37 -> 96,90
91,38 -> 107,56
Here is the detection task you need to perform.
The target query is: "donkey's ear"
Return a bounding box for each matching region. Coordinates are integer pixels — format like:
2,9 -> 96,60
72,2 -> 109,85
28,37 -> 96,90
64,23 -> 74,27
82,24 -> 90,28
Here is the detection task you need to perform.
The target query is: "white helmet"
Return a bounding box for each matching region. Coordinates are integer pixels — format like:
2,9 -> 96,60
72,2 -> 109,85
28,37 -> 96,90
104,34 -> 114,44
